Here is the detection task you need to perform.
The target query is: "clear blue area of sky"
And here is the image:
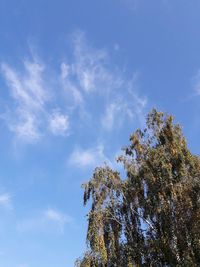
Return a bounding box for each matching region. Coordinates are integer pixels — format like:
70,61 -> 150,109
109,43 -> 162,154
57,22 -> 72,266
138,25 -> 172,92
0,1 -> 200,266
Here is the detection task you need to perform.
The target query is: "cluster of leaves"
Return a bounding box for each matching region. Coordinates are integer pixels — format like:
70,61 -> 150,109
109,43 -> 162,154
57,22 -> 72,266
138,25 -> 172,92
75,109 -> 200,266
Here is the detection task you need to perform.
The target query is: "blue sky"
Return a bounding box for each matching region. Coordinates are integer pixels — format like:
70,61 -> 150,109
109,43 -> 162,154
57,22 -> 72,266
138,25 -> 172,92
0,0 -> 200,266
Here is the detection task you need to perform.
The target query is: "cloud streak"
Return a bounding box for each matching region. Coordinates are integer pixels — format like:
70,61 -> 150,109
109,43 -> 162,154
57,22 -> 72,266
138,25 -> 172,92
48,109 -> 69,136
68,144 -> 112,168
17,208 -> 73,234
61,31 -> 147,131
1,59 -> 70,142
0,193 -> 12,210
1,59 -> 48,142
0,31 -> 147,146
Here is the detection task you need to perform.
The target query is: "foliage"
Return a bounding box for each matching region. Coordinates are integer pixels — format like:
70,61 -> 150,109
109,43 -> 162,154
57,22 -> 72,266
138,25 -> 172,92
75,109 -> 200,267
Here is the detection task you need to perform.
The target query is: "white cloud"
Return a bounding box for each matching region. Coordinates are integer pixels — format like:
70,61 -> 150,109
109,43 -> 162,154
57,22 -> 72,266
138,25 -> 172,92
1,58 -> 71,142
13,112 -> 40,141
1,31 -> 147,144
45,208 -> 71,226
102,102 -> 121,131
60,62 -> 84,109
49,110 -> 69,136
17,208 -> 72,234
0,193 -> 12,210
72,31 -> 110,93
69,148 -> 95,167
1,59 -> 48,142
1,60 -> 47,112
61,31 -> 147,131
101,75 -> 147,131
60,62 -> 70,80
60,31 -> 122,98
68,144 -> 112,168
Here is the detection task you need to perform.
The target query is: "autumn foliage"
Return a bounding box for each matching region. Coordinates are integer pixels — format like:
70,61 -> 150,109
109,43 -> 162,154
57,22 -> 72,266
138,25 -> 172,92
76,109 -> 200,267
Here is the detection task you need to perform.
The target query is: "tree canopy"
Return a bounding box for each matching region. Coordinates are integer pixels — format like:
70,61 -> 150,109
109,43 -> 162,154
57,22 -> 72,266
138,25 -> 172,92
76,109 -> 200,267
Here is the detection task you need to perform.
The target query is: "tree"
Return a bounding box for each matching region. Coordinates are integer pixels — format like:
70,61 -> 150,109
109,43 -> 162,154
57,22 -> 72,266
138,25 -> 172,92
75,109 -> 200,267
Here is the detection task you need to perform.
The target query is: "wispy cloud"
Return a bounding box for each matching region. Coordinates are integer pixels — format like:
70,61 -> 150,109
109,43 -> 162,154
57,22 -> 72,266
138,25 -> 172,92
1,59 -> 48,142
72,31 -> 111,93
1,31 -> 147,144
60,62 -> 84,108
71,31 -> 123,95
0,193 -> 12,210
68,144 -> 112,168
101,102 -> 121,131
45,208 -> 71,229
17,208 -> 73,234
61,31 -> 147,130
1,58 -> 70,142
101,91 -> 146,131
48,109 -> 69,136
